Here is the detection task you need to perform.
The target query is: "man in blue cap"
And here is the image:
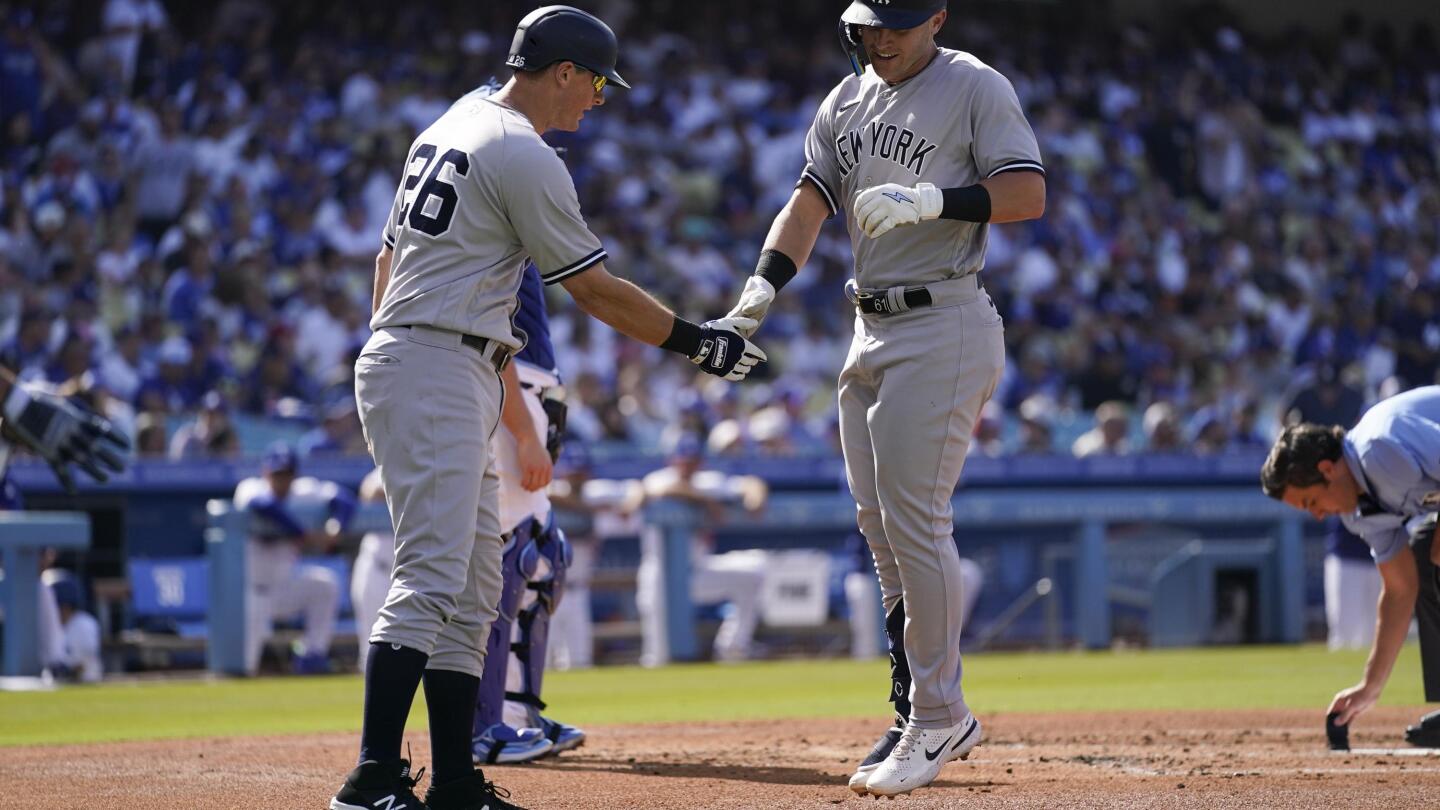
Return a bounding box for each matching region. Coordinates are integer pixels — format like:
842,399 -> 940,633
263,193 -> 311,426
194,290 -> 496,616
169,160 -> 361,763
232,442 -> 355,675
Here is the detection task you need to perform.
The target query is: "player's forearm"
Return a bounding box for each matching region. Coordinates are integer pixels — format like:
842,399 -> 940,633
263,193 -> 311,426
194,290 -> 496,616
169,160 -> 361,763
371,246 -> 394,317
979,170 -> 1045,224
762,187 -> 829,270
564,266 -> 685,347
1360,585 -> 1417,693
498,361 -> 543,449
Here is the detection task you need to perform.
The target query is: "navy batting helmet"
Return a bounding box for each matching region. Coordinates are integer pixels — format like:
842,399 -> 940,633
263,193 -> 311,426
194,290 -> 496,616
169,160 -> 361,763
506,5 -> 631,90
839,0 -> 948,76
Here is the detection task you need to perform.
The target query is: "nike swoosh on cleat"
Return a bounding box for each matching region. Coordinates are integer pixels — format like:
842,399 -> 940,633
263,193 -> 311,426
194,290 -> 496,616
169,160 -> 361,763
924,733 -> 958,761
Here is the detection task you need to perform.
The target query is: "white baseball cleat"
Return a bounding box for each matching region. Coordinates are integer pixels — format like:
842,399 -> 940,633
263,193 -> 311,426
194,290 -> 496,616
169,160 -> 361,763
847,724 -> 905,794
864,714 -> 982,797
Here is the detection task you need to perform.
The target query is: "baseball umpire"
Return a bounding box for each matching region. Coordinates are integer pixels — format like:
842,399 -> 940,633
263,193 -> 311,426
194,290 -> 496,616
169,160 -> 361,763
330,6 -> 766,810
720,0 -> 1045,797
1262,386 -> 1440,747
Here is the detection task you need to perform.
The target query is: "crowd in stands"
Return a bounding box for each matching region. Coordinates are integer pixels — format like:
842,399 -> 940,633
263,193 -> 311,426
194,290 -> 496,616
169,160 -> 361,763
1,0 -> 1437,464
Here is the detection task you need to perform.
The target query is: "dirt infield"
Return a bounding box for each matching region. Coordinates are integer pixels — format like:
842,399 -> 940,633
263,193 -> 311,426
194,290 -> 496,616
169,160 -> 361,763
6,707 -> 1437,808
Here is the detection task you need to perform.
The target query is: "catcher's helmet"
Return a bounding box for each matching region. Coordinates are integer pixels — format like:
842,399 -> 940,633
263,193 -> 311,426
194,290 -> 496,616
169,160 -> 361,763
506,5 -> 630,89
839,0 -> 948,76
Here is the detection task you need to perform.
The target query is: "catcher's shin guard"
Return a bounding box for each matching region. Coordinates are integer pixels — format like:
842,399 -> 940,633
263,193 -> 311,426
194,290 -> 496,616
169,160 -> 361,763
506,518 -> 573,716
886,599 -> 912,722
472,530 -> 530,735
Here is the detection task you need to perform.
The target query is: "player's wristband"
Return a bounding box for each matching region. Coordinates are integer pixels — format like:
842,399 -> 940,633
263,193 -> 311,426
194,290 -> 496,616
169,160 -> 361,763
660,316 -> 704,357
940,184 -> 992,223
754,249 -> 798,292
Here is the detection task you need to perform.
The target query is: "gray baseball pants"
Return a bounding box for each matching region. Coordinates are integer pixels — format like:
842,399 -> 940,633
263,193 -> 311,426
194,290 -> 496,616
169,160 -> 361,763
354,325 -> 506,678
838,274 -> 1005,728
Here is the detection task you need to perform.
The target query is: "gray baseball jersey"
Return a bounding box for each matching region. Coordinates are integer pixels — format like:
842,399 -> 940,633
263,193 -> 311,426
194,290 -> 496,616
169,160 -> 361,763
374,94 -> 608,349
811,50 -> 1043,732
801,48 -> 1044,289
356,92 -> 608,679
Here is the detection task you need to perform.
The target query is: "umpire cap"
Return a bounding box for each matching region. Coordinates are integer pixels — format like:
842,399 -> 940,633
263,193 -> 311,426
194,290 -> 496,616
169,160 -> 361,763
506,5 -> 631,89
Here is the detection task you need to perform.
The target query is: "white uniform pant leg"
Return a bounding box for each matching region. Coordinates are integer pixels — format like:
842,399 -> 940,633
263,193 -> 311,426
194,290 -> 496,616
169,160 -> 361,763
550,539 -> 596,670
271,563 -> 340,658
692,550 -> 768,662
845,571 -> 882,659
1324,555 -> 1382,650
635,534 -> 666,667
350,532 -> 395,672
245,539 -> 298,675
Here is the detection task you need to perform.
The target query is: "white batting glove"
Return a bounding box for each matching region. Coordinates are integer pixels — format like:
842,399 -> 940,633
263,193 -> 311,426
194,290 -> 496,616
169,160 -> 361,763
854,182 -> 943,239
723,276 -> 776,338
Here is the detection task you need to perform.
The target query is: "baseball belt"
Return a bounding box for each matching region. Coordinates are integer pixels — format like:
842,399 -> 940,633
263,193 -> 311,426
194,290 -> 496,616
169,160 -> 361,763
844,273 -> 981,316
405,325 -> 513,370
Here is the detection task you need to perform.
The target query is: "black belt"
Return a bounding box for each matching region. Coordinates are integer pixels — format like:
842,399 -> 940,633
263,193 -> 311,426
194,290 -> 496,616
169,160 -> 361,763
461,333 -> 512,371
853,285 -> 933,315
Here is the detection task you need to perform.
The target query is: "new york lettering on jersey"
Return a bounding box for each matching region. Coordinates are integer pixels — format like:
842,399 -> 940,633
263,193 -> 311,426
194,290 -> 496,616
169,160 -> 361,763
835,120 -> 939,178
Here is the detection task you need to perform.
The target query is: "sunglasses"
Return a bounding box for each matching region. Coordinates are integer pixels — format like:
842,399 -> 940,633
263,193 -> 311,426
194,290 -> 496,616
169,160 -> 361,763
589,72 -> 607,93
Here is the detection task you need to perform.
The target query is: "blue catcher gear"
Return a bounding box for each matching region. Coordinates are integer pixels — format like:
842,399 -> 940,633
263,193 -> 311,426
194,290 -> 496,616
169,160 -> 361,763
471,529 -> 546,764
506,516 -> 585,752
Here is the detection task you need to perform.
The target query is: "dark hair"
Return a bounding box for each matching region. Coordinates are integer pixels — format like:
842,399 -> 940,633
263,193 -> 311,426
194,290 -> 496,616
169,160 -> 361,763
1260,423 -> 1347,498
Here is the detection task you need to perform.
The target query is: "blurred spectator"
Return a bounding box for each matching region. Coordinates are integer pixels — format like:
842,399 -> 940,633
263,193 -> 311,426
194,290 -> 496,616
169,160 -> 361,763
1072,401 -> 1133,457
169,390 -> 240,459
131,411 -> 168,456
1142,402 -> 1184,452
969,401 -> 1005,458
298,399 -> 366,457
1015,395 -> 1056,455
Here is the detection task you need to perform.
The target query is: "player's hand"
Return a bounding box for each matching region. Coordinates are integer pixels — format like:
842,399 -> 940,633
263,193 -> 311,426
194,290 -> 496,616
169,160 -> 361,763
1,383 -> 129,494
854,182 -> 943,239
691,319 -> 767,381
515,434 -> 554,492
1328,682 -> 1380,726
723,276 -> 776,338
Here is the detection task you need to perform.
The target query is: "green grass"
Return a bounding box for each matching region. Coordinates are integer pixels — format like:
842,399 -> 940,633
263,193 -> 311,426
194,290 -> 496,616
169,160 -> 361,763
0,644 -> 1426,747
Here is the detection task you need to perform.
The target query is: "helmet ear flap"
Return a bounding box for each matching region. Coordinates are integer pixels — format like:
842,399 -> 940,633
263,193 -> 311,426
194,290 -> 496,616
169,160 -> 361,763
838,20 -> 869,76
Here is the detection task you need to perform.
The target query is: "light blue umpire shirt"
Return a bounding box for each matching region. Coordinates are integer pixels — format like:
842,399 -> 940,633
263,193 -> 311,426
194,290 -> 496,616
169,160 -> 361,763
1338,386 -> 1440,563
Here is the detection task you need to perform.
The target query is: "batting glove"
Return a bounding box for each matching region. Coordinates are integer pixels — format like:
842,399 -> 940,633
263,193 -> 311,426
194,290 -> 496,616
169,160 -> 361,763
2,383 -> 129,494
854,182 -> 943,239
691,318 -> 767,381
723,276 -> 776,338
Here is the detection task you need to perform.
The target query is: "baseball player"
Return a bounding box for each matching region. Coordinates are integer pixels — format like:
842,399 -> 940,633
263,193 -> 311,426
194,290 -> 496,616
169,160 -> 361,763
471,263 -> 586,764
1261,386 -> 1440,747
720,0 -> 1044,796
232,442 -> 353,676
332,7 -> 767,810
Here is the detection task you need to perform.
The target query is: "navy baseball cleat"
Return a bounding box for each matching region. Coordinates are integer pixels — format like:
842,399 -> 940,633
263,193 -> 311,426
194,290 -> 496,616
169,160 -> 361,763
425,770 -> 527,810
847,719 -> 905,794
330,758 -> 427,810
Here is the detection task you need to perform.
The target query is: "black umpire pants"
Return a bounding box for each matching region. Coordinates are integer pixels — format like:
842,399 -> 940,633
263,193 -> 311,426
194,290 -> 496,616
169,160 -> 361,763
1410,515 -> 1440,703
